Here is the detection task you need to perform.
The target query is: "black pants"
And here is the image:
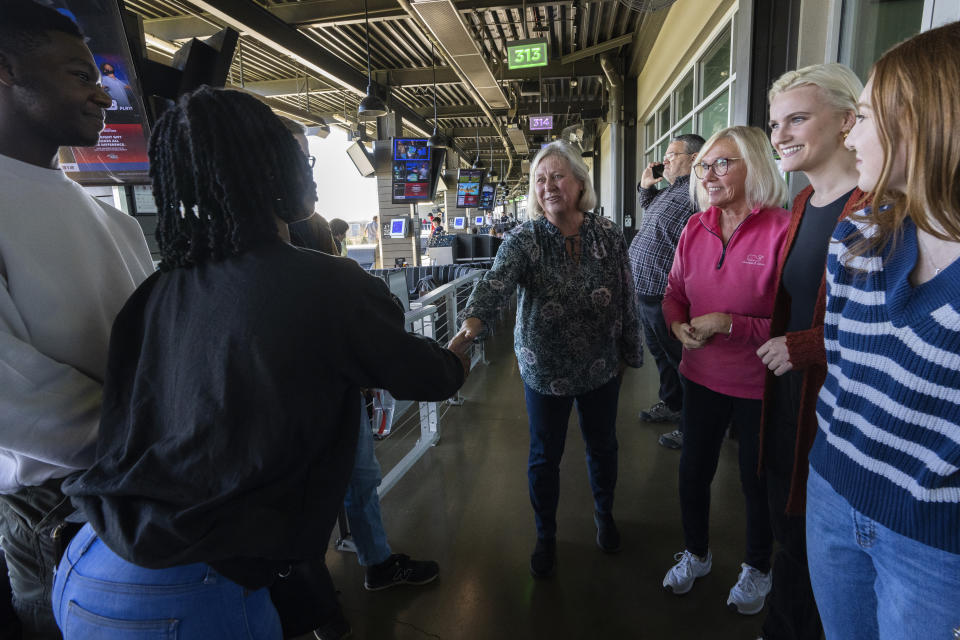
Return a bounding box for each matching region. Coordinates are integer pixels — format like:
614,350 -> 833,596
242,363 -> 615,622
0,477 -> 80,639
678,377 -> 772,572
761,372 -> 823,640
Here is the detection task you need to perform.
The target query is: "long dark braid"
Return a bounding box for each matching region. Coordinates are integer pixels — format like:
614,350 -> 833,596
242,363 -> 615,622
149,86 -> 317,271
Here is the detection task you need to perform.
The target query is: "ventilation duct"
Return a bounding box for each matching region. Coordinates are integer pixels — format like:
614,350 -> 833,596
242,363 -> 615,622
411,0 -> 510,110
506,124 -> 529,155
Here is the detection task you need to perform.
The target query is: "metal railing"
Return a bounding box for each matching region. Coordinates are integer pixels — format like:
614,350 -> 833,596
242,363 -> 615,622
376,270 -> 488,499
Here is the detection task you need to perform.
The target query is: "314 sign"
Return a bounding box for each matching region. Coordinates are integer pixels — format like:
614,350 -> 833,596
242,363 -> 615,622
529,114 -> 553,131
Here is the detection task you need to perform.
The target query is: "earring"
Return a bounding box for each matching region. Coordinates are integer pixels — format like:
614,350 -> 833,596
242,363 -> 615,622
841,130 -> 849,141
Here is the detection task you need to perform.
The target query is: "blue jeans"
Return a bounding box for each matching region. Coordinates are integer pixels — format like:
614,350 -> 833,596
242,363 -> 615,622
524,375 -> 621,540
52,524 -> 282,639
637,294 -> 683,415
343,395 -> 391,567
806,468 -> 960,640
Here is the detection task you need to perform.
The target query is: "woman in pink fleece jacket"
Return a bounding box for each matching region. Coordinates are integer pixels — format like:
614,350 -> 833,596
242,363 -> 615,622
660,126 -> 790,616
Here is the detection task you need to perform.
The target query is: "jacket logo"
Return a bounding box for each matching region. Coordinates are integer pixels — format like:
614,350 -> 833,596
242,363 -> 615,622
743,254 -> 765,266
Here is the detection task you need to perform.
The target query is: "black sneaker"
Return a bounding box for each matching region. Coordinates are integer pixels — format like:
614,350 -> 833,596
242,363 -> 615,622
312,609 -> 352,640
363,554 -> 439,591
530,538 -> 556,578
594,511 -> 621,553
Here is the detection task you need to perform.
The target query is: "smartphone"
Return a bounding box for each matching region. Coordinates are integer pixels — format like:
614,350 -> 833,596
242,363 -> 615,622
651,163 -> 665,179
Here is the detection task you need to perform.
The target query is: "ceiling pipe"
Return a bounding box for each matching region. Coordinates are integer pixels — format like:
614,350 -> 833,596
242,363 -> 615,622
395,0 -> 514,181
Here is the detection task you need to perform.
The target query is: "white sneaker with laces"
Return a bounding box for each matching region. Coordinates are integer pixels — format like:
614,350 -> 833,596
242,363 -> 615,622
662,550 -> 712,594
726,563 -> 772,615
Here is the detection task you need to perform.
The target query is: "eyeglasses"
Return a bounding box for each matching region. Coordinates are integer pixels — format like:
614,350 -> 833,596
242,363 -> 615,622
663,151 -> 692,162
307,155 -> 316,169
693,157 -> 741,179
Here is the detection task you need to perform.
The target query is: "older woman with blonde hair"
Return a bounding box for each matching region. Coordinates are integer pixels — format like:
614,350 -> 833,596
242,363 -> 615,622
806,22 -> 960,639
459,141 -> 642,579
660,126 -> 790,616
755,63 -> 864,640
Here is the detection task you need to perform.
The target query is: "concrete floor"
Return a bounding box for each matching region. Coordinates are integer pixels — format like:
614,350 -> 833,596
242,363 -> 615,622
322,321 -> 767,640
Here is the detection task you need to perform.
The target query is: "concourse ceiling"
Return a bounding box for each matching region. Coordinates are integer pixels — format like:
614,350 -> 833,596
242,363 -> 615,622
126,0 -> 671,182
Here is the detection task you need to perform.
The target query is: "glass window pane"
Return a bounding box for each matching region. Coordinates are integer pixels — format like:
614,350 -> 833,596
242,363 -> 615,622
839,0 -> 923,81
698,89 -> 729,140
700,30 -> 731,100
676,72 -> 694,117
659,139 -> 670,160
645,117 -> 655,148
676,118 -> 693,137
658,106 -> 670,137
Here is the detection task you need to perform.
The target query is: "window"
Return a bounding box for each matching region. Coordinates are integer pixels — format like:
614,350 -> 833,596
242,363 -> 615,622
642,18 -> 736,164
838,0 -> 923,80
699,88 -> 729,141
699,31 -> 731,100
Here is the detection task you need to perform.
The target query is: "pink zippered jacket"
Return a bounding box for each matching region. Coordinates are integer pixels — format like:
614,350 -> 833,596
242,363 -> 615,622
662,205 -> 790,399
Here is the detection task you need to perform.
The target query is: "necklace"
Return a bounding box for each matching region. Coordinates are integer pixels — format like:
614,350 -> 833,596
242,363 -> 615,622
917,230 -> 960,276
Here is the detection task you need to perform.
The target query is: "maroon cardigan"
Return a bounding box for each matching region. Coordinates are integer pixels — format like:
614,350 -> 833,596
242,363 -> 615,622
758,185 -> 865,515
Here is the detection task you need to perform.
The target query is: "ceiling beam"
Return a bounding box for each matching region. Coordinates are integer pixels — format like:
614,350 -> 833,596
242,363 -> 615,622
384,60 -> 604,86
143,0 -> 621,41
416,99 -> 605,119
559,32 -> 633,65
185,0 -> 437,140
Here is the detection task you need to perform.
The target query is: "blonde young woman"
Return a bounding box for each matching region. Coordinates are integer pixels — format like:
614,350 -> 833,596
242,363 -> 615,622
660,126 -> 790,615
755,64 -> 864,640
805,22 -> 960,639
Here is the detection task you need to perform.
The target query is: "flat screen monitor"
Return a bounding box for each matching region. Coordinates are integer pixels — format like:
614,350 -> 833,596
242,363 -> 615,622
54,1 -> 151,185
392,138 -> 433,203
474,216 -> 485,226
386,270 -> 410,311
453,217 -> 466,229
346,141 -> 375,177
389,218 -> 408,238
478,183 -> 496,210
456,168 -> 485,208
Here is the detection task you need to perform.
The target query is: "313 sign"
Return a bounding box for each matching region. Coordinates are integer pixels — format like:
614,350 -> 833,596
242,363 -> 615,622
506,38 -> 548,70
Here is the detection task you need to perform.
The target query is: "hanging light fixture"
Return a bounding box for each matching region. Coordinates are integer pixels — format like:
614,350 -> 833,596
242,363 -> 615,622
358,0 -> 387,119
427,43 -> 449,149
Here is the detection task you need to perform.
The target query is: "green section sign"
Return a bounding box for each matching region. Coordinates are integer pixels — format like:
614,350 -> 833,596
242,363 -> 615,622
507,39 -> 548,70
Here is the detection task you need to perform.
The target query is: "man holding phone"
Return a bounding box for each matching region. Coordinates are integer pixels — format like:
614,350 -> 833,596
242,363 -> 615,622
628,134 -> 704,449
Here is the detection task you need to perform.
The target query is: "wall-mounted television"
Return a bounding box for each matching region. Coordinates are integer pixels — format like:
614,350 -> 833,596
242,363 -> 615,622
346,141 -> 375,177
478,182 -> 496,210
389,218 -> 408,238
392,138 -> 432,203
456,168 -> 485,208
53,0 -> 152,185
453,216 -> 466,229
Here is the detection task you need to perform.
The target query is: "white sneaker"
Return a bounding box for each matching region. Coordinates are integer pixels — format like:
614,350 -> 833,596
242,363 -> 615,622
662,550 -> 712,594
726,563 -> 772,615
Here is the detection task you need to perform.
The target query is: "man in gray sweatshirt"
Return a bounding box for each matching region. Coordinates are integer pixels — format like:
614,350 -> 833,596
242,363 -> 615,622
0,2 -> 153,635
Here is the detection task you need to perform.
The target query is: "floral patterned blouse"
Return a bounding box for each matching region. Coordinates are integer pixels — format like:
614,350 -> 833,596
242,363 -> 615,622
461,212 -> 643,396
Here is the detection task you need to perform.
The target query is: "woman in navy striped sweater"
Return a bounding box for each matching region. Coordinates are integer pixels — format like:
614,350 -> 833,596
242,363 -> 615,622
806,21 -> 960,640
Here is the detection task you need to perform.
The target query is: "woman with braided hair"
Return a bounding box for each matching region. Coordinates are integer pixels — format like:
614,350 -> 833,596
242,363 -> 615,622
50,86 -> 471,638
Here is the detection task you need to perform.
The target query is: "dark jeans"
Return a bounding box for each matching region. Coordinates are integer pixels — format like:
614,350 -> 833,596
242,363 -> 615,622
637,294 -> 683,415
761,372 -> 823,640
524,375 -> 622,540
0,477 -> 79,639
678,376 -> 772,572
